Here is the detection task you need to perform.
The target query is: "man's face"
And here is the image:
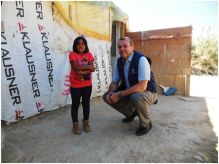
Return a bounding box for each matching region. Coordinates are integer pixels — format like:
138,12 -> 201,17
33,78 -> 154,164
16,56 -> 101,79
117,39 -> 134,59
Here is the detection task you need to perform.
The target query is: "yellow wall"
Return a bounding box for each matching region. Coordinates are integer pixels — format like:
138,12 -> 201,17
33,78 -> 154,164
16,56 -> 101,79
54,1 -> 113,41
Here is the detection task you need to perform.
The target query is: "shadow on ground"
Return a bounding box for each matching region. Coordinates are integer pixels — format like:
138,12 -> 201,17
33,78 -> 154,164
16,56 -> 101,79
1,95 -> 218,162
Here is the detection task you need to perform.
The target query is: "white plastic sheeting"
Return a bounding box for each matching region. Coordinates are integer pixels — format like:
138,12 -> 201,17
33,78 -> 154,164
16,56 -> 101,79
1,1 -> 112,123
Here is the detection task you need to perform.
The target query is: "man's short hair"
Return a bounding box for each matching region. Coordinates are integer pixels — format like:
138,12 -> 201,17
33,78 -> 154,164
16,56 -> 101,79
118,37 -> 134,46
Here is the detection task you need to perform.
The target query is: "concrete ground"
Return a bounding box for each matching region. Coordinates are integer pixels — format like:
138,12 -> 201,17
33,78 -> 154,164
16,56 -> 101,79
1,76 -> 218,163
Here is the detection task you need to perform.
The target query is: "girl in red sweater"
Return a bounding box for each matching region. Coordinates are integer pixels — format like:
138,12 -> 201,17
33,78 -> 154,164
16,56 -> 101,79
69,36 -> 95,134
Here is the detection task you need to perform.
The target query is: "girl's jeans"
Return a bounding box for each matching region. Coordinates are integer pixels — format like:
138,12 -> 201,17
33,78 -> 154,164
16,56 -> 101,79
70,86 -> 92,122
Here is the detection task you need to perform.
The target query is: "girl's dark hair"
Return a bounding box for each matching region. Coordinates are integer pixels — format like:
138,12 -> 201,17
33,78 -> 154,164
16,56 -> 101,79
72,36 -> 89,54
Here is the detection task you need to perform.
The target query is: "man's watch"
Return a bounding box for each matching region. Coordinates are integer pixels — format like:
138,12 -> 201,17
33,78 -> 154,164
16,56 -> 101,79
117,91 -> 122,98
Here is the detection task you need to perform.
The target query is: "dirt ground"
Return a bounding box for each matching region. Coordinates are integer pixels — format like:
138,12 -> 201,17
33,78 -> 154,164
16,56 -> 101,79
1,76 -> 218,163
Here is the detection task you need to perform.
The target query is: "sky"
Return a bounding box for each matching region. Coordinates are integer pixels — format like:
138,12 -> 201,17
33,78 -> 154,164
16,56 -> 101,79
112,0 -> 218,40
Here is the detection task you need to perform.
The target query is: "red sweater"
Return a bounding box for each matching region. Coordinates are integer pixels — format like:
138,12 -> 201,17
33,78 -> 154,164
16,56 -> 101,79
69,51 -> 94,88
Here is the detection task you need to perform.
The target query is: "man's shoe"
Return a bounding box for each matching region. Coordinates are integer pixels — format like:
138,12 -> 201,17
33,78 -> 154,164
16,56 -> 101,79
135,121 -> 152,136
122,111 -> 137,123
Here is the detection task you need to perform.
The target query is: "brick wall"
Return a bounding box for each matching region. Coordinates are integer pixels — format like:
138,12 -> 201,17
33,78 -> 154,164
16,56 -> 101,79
126,26 -> 192,95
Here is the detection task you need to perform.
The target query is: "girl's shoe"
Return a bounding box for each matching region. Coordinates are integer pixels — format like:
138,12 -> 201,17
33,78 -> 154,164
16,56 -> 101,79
82,120 -> 91,132
72,122 -> 81,135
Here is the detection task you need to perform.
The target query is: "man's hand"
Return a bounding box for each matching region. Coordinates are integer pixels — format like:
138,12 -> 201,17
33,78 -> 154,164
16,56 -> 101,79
109,92 -> 121,104
103,92 -> 113,104
103,82 -> 119,104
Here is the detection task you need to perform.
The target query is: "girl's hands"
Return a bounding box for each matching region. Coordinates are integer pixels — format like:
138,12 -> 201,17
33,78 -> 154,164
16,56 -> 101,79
89,65 -> 95,72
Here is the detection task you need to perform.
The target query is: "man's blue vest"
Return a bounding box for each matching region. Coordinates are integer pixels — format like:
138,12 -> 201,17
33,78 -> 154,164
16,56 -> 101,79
117,51 -> 157,92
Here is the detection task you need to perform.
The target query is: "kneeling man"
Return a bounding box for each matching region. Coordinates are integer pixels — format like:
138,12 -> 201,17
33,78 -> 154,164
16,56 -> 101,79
103,37 -> 157,136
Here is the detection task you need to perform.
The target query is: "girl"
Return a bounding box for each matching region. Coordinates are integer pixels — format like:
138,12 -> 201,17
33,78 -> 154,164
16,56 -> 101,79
69,36 -> 95,135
